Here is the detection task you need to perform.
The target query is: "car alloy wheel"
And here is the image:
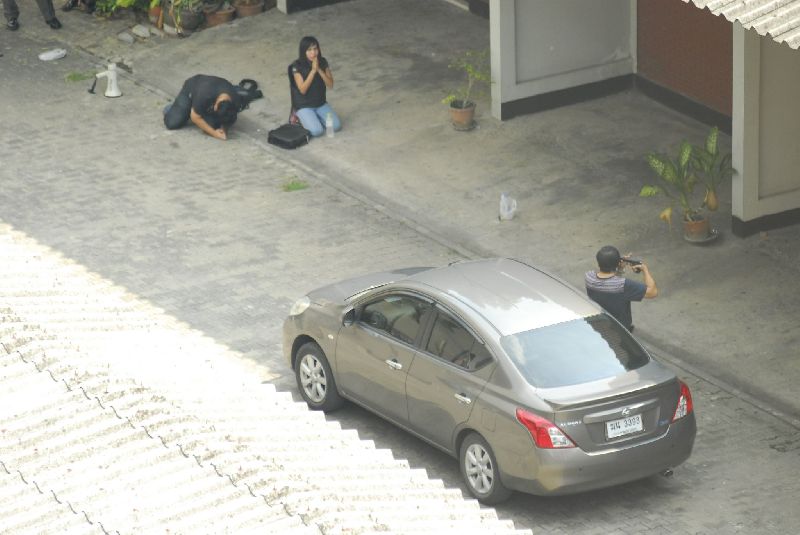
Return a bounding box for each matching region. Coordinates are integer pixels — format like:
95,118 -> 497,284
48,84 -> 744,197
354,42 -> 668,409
459,433 -> 512,504
294,342 -> 343,412
298,353 -> 326,403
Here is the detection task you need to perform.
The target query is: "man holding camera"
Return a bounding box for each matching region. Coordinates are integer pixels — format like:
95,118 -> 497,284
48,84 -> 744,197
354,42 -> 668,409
585,245 -> 658,332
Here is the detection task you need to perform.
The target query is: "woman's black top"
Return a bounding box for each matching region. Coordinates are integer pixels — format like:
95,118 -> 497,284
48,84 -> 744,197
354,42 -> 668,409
290,57 -> 329,110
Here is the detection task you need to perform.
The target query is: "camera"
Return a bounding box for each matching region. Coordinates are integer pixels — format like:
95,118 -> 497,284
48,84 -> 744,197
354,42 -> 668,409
621,257 -> 642,266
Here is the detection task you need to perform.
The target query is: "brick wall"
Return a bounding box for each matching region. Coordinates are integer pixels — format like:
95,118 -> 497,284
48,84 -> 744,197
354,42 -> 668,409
637,0 -> 732,116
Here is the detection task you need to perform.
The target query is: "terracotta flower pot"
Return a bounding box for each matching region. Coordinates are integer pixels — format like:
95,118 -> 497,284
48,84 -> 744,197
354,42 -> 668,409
683,215 -> 710,241
148,6 -> 161,25
234,0 -> 263,17
448,100 -> 476,131
204,5 -> 235,26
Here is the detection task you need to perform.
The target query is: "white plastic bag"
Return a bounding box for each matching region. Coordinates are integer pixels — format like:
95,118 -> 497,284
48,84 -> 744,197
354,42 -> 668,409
499,192 -> 517,221
38,49 -> 66,61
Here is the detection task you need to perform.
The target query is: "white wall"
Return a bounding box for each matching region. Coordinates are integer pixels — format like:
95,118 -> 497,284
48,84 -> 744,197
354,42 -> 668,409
490,0 -> 635,118
732,25 -> 800,221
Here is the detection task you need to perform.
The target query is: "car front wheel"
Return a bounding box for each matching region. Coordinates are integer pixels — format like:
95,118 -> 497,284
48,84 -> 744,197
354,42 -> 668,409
459,432 -> 512,504
295,342 -> 343,412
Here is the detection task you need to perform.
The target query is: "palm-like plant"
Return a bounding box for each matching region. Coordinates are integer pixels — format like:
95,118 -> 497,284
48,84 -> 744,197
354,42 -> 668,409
640,140 -> 700,227
692,126 -> 734,212
640,126 -> 735,228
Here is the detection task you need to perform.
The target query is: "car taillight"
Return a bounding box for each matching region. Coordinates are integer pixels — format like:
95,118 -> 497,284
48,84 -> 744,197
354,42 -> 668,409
515,408 -> 575,449
671,381 -> 694,422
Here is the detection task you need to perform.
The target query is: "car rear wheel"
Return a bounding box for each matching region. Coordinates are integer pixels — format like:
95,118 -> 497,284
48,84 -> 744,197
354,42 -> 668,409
295,342 -> 343,412
459,432 -> 512,504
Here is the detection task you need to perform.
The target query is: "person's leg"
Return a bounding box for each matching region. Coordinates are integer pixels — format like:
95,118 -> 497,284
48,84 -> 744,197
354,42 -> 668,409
34,0 -> 59,26
4,0 -> 20,28
314,103 -> 341,132
296,107 -> 324,137
163,89 -> 192,130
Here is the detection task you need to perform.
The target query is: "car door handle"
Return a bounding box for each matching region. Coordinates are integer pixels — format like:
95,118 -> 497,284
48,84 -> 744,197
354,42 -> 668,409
385,359 -> 403,370
454,393 -> 472,405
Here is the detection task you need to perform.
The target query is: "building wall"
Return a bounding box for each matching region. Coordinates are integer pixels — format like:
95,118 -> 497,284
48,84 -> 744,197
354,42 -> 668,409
732,27 -> 800,234
637,0 -> 732,116
490,0 -> 634,119
758,39 -> 800,198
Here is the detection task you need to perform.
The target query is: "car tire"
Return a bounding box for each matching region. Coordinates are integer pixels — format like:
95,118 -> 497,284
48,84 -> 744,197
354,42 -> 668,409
459,432 -> 512,504
295,342 -> 344,412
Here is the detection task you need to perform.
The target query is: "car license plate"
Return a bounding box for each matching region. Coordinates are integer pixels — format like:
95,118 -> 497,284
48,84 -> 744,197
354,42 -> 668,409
606,414 -> 643,439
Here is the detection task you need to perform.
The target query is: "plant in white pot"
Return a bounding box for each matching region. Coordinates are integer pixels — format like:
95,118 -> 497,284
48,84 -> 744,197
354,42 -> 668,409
442,48 -> 490,131
640,126 -> 734,242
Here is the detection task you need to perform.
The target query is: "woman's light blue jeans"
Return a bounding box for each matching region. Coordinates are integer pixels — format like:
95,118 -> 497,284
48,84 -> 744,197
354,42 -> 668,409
296,103 -> 341,137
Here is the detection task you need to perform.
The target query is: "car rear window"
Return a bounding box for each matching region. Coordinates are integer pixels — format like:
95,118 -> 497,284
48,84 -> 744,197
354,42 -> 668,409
499,314 -> 650,388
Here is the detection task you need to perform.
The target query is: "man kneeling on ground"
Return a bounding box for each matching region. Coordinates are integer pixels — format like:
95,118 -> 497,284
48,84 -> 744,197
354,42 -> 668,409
163,74 -> 243,141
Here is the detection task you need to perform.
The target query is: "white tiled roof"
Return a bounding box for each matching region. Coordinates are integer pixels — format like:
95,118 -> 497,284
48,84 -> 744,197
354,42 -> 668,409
0,224 -> 531,534
685,0 -> 800,48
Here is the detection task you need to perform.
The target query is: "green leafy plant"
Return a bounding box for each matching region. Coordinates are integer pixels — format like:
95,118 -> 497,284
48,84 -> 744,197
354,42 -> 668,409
282,177 -> 309,192
640,126 -> 734,228
64,71 -> 95,83
441,49 -> 491,110
692,126 -> 734,212
94,0 -> 148,14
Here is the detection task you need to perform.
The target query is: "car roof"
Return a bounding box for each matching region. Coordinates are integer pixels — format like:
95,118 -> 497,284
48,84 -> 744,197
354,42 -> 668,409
408,258 -> 600,336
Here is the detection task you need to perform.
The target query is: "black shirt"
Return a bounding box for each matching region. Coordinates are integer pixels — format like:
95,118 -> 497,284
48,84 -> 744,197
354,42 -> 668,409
290,57 -> 329,109
182,74 -> 241,121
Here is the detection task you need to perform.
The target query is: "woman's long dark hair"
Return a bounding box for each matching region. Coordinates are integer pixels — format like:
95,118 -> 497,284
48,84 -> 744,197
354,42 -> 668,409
297,36 -> 321,65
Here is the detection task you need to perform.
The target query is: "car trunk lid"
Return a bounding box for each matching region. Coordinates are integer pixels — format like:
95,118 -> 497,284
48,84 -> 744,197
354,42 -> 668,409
539,364 -> 680,452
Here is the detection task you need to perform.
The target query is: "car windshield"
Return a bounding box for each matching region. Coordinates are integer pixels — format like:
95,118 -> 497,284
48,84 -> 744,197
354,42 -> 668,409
500,314 -> 650,388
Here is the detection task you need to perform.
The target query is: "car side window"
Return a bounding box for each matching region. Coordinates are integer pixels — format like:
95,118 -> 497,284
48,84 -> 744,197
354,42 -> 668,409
360,295 -> 430,345
426,312 -> 492,371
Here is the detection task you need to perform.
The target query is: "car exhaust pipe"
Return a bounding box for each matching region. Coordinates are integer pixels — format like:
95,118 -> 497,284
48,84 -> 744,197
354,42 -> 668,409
660,468 -> 674,478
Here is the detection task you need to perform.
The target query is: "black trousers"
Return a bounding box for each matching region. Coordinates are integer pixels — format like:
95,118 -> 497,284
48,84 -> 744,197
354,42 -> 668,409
163,94 -> 192,130
163,85 -> 221,130
3,0 -> 56,21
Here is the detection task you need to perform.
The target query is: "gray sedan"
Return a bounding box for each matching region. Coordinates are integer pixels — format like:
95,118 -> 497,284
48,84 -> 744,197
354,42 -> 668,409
283,258 -> 696,503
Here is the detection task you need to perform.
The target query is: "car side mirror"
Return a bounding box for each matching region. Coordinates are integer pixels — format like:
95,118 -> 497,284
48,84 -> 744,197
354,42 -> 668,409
342,307 -> 356,327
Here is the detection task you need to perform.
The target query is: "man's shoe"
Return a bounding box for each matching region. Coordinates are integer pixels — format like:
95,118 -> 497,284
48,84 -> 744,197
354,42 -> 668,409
62,0 -> 78,11
7,18 -> 19,31
46,17 -> 62,29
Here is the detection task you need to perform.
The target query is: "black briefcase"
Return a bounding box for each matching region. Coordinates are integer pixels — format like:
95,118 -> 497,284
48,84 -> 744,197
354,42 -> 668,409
268,123 -> 310,149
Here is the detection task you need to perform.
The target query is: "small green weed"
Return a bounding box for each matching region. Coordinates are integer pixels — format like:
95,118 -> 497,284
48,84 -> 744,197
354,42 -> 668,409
65,71 -> 95,83
282,178 -> 309,192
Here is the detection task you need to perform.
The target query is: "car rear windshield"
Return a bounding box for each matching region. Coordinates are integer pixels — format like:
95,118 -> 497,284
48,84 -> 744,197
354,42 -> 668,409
500,314 -> 650,388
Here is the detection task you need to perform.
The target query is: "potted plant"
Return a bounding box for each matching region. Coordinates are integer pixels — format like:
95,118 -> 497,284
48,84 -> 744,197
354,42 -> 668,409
148,0 -> 162,25
640,126 -> 734,242
203,0 -> 235,26
165,0 -> 203,34
442,48 -> 491,130
692,126 -> 734,213
232,0 -> 265,18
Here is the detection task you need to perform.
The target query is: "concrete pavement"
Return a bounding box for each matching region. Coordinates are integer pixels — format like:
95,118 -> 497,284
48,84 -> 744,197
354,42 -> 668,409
96,0 -> 799,425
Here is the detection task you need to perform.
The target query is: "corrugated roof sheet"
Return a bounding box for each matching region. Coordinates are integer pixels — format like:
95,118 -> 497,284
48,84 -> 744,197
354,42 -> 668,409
1,224 -> 532,534
685,0 -> 800,49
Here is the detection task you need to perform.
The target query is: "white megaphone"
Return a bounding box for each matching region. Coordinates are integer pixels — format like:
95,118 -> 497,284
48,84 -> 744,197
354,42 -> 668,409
96,63 -> 122,98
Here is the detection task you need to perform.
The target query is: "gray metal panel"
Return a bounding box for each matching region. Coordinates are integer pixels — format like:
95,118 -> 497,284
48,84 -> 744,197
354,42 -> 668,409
686,0 -> 800,49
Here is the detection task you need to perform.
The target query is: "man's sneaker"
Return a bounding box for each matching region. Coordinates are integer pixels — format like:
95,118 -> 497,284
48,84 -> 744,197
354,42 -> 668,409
46,17 -> 62,29
7,18 -> 19,31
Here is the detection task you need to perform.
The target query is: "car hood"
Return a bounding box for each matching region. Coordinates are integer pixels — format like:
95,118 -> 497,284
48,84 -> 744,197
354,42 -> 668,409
308,267 -> 435,306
